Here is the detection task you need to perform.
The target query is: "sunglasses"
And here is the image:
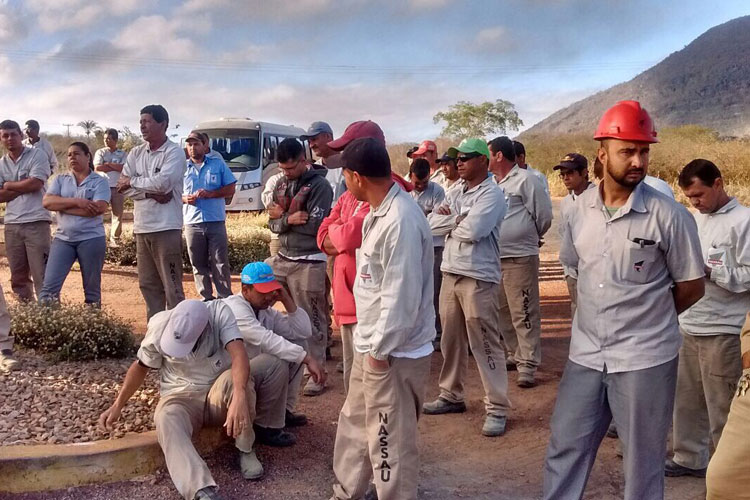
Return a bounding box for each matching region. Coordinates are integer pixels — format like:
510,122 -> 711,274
457,153 -> 481,163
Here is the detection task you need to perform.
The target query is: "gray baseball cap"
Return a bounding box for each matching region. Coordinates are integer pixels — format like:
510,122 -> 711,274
300,121 -> 333,140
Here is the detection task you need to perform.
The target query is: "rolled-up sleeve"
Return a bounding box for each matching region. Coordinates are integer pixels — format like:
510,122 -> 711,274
130,147 -> 185,194
710,221 -> 750,293
28,150 -> 51,182
666,206 -> 706,283
137,329 -> 164,369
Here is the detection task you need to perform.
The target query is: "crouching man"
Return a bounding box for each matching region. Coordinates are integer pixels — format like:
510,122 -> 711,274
223,261 -> 327,431
99,299 -> 264,500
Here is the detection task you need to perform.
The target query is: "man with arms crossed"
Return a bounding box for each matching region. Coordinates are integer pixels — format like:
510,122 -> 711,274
330,137 -> 434,500
23,119 -> 58,173
94,128 -> 128,247
544,100 -> 705,500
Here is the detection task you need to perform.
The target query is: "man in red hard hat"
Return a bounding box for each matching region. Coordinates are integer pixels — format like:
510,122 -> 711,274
543,100 -> 706,500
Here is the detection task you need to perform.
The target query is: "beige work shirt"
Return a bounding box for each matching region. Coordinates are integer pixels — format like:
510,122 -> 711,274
560,182 -> 704,373
0,147 -> 52,224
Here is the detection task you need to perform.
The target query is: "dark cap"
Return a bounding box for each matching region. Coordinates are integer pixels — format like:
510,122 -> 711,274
341,137 -> 391,178
300,121 -> 333,140
406,146 -> 419,158
327,120 -> 385,151
436,152 -> 457,164
553,153 -> 588,171
186,130 -> 206,144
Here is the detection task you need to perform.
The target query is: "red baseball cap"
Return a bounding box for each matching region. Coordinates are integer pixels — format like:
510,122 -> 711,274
327,120 -> 385,151
412,140 -> 437,156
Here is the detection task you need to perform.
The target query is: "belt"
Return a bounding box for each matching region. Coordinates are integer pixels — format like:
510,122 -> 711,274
278,254 -> 325,265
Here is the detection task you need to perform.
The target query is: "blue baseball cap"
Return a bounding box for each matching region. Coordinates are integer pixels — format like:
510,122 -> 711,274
241,262 -> 282,293
300,121 -> 333,140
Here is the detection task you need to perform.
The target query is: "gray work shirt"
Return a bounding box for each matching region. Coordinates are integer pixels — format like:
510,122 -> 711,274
93,147 -> 128,187
410,181 -> 446,248
0,147 -> 52,224
47,171 -> 110,242
23,137 -> 58,172
679,198 -> 750,335
560,182 -> 704,373
137,300 -> 242,397
559,182 -> 597,278
496,165 -> 552,258
429,176 -> 507,284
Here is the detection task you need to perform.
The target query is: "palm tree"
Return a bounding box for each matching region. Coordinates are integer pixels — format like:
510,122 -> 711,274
77,120 -> 99,139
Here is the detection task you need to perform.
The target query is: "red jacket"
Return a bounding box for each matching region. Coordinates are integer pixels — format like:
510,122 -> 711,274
317,174 -> 412,325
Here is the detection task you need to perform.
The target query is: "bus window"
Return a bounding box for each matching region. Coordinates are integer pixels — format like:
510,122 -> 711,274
263,136 -> 278,165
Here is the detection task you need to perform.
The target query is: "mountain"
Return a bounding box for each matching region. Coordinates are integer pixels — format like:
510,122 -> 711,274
521,16 -> 750,138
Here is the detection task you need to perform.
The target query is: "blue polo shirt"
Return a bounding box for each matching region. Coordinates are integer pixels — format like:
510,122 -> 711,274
48,171 -> 110,242
183,156 -> 236,224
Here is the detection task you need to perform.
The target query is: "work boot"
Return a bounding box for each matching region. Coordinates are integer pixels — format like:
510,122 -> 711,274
506,358 -> 517,371
194,486 -> 226,500
336,361 -> 344,373
664,458 -> 707,478
303,378 -> 326,397
606,422 -> 618,438
422,397 -> 466,415
253,425 -> 296,447
0,350 -> 19,373
482,414 -> 507,437
285,410 -> 308,427
240,450 -> 264,480
517,372 -> 536,388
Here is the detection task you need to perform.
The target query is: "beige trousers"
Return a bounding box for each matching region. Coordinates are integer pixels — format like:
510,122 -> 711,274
332,352 -> 431,500
498,255 -> 542,376
135,230 -> 185,321
4,221 -> 51,301
109,187 -> 125,243
707,369 -> 750,500
564,275 -> 577,319
672,331 -> 741,469
269,237 -> 280,257
0,284 -> 12,351
340,323 -> 355,394
250,353 -> 290,428
155,369 -> 257,500
437,273 -> 511,416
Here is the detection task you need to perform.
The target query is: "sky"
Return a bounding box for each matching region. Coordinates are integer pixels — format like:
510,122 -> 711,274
0,0 -> 748,143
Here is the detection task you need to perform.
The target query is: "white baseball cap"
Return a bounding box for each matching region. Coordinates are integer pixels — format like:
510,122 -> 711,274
160,300 -> 210,358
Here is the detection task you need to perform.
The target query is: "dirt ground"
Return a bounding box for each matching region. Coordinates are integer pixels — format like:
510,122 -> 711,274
0,204 -> 707,500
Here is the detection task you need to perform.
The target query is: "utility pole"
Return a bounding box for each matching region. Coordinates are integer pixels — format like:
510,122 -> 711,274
62,123 -> 73,137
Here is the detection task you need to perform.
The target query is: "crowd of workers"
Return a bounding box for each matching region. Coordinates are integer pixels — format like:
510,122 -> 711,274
0,99 -> 748,500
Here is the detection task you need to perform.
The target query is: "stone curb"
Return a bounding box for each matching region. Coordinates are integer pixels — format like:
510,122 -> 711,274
0,428 -> 226,494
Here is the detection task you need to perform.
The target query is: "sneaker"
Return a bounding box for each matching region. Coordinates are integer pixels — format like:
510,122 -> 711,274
606,422 -> 618,438
422,397 -> 466,415
517,372 -> 536,388
506,358 -> 517,371
240,450 -> 264,480
0,350 -> 19,373
285,410 -> 308,428
194,486 -> 226,500
303,378 -> 326,397
664,458 -> 707,478
253,425 -> 296,447
482,414 -> 507,437
336,361 -> 344,373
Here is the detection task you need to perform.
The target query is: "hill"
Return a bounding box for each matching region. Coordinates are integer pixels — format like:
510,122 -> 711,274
521,16 -> 750,138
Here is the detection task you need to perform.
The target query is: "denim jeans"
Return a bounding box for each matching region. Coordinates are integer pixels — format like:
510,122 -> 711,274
39,236 -> 106,305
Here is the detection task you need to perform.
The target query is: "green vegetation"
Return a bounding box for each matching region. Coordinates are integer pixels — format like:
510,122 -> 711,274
433,100 -> 523,140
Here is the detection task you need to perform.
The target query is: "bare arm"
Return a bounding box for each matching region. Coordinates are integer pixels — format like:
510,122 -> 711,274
98,361 -> 150,431
0,188 -> 20,202
197,182 -> 236,199
672,278 -> 705,315
44,195 -> 107,217
224,339 -> 251,438
3,177 -> 44,194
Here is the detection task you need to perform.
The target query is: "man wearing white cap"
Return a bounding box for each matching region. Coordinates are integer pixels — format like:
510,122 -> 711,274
99,299 -> 266,500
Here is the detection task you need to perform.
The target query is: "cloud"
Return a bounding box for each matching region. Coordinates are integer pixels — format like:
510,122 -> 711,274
112,15 -> 200,61
408,0 -> 453,8
467,26 -> 517,54
180,0 -> 335,19
26,0 -> 149,32
0,6 -> 27,42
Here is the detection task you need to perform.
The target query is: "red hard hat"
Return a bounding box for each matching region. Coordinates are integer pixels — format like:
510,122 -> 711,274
593,100 -> 659,144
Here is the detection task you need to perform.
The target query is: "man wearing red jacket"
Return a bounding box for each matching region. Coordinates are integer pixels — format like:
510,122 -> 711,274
317,120 -> 412,393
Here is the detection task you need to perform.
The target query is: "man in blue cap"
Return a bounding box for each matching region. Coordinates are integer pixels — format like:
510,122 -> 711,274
223,262 -> 327,429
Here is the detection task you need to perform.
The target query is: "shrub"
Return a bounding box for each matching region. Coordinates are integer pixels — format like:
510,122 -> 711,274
10,302 -> 135,361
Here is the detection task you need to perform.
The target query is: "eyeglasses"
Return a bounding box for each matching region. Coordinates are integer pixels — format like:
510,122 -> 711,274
457,153 -> 481,163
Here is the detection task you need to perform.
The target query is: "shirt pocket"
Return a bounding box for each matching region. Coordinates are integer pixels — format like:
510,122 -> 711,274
357,252 -> 380,291
75,186 -> 95,200
619,239 -> 659,284
206,168 -> 223,189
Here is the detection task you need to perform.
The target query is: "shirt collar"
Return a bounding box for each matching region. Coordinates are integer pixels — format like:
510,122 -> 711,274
713,197 -> 738,214
464,174 -> 495,195
370,182 -> 401,218
496,165 -> 519,184
590,180 -> 649,218
148,139 -> 170,154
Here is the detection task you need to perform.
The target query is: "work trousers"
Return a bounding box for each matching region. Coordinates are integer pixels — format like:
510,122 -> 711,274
433,247 -> 443,338
250,353 -> 290,429
268,237 -> 280,257
332,352 -> 431,500
341,323 -> 355,394
39,236 -> 106,305
4,221 -> 50,301
543,358 -> 678,500
437,273 -> 511,417
564,275 -> 577,319
109,187 -> 124,244
672,331 -> 741,469
326,255 -> 335,349
498,255 -> 542,375
154,369 -> 257,500
266,256 -> 328,369
136,230 -> 185,320
0,284 -> 12,351
707,369 -> 750,499
184,222 -> 233,301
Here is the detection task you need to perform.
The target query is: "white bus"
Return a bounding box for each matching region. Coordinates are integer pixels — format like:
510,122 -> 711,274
190,117 -> 312,211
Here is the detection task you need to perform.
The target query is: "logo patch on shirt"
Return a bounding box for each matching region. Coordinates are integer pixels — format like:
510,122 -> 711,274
359,263 -> 372,283
633,260 -> 645,272
707,251 -> 725,267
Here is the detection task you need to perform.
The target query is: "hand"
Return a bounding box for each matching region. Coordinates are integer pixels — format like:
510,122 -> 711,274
116,176 -> 131,193
367,354 -> 390,372
183,193 -> 198,205
455,214 -> 467,225
77,198 -> 101,216
98,404 -> 122,432
287,211 -> 309,225
539,238 -> 546,248
322,234 -> 338,255
224,390 -> 251,439
147,192 -> 173,204
267,203 -> 284,219
195,189 -> 211,199
96,164 -> 111,173
437,205 -> 452,215
304,354 -> 328,385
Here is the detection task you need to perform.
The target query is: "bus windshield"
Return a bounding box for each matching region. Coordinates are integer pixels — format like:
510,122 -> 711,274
205,129 -> 261,172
